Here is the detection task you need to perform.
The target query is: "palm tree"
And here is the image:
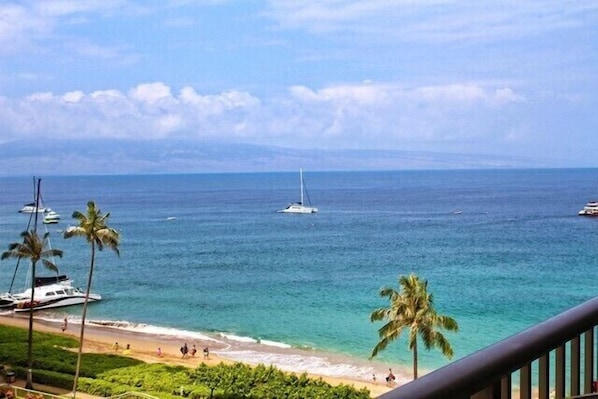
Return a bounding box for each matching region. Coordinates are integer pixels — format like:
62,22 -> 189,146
64,201 -> 120,398
1,231 -> 63,389
370,273 -> 459,380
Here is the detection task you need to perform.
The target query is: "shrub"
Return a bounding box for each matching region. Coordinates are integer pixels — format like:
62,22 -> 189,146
0,325 -> 371,399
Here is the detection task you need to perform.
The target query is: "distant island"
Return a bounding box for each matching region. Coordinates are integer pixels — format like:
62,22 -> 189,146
0,138 -> 575,176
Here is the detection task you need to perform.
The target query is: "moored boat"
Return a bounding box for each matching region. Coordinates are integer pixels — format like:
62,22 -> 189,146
278,169 -> 318,214
0,275 -> 71,309
278,203 -> 318,214
578,201 -> 598,216
0,293 -> 16,309
19,202 -> 48,213
43,210 -> 61,224
12,280 -> 101,312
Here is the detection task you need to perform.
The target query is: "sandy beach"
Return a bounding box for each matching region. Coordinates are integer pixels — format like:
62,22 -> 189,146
0,314 -> 394,398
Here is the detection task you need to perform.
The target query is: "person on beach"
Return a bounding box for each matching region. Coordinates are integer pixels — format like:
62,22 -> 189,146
180,343 -> 188,358
61,317 -> 67,332
372,374 -> 376,384
191,344 -> 197,357
113,342 -> 119,352
157,347 -> 162,357
124,344 -> 131,355
385,369 -> 396,385
203,346 -> 209,359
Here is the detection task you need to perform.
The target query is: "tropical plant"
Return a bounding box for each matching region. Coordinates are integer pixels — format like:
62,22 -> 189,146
63,201 -> 120,398
0,323 -> 371,399
1,230 -> 63,388
370,273 -> 459,380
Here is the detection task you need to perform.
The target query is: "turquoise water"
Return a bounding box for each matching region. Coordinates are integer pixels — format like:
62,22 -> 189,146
0,169 -> 597,383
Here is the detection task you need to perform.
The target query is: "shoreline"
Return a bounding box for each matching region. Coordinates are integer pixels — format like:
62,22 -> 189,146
0,313 -> 397,398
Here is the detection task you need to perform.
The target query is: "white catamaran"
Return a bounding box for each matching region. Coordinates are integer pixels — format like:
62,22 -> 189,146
278,169 -> 318,214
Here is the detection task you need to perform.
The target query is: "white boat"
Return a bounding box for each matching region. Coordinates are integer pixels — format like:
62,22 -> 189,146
19,202 -> 48,213
0,293 -> 16,309
43,210 -> 61,224
278,169 -> 318,214
579,201 -> 598,216
0,274 -> 71,309
13,280 -> 101,312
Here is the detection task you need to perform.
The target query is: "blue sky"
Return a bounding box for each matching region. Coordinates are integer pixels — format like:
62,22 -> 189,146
0,1 -> 597,170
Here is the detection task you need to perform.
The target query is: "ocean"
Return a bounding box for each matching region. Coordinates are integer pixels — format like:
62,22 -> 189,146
0,169 -> 597,384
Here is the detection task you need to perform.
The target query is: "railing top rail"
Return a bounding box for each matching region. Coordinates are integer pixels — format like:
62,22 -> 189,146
379,296 -> 598,399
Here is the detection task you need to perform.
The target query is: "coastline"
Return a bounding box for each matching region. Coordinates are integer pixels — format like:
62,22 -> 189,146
0,314 -> 396,398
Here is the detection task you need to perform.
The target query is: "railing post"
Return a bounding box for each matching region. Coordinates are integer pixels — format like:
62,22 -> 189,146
520,363 -> 531,399
500,375 -> 511,399
556,345 -> 566,399
572,335 -> 581,396
585,328 -> 595,394
539,354 -> 549,399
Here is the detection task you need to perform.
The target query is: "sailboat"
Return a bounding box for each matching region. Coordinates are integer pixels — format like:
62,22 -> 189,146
278,169 -> 318,214
1,178 -> 99,311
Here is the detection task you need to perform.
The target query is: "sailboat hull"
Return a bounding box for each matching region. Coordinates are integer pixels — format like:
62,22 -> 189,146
277,203 -> 318,213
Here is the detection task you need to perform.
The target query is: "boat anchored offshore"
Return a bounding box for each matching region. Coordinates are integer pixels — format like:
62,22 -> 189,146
19,202 -> 48,213
12,279 -> 101,312
278,169 -> 318,214
43,210 -> 60,224
579,201 -> 598,216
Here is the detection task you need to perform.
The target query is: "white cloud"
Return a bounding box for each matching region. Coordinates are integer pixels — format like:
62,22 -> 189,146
90,89 -> 124,99
129,82 -> 174,105
493,88 -> 523,106
414,84 -> 486,102
0,3 -> 51,53
26,92 -> 54,102
290,83 -> 387,104
32,1 -> 118,17
265,0 -> 598,44
0,1 -> 143,60
180,87 -> 260,115
63,91 -> 84,103
0,80 -> 567,153
157,114 -> 183,134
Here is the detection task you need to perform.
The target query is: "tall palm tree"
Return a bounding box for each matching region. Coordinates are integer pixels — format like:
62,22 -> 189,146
370,273 -> 459,380
64,201 -> 120,398
1,231 -> 63,389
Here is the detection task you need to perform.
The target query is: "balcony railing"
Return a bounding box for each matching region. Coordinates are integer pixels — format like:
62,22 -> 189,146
378,296 -> 598,399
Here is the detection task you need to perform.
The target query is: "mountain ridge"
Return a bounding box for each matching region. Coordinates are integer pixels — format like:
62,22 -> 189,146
0,138 -> 576,176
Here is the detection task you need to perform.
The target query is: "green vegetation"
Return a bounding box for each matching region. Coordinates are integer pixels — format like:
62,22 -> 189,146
63,200 -> 121,397
1,229 -> 63,389
0,324 -> 371,398
0,324 -> 140,390
370,273 -> 459,380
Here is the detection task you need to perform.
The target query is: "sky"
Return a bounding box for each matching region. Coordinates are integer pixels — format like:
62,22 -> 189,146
0,0 -> 597,171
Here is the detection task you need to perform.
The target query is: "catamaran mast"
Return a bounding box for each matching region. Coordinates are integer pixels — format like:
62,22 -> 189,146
300,168 -> 304,205
7,177 -> 41,293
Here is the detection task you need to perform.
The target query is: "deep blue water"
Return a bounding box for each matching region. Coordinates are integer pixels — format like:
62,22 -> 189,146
1,169 -> 597,381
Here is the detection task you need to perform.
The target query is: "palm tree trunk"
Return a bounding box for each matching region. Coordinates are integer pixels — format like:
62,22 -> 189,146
413,339 -> 418,380
71,243 -> 96,398
26,262 -> 36,389
27,178 -> 41,390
